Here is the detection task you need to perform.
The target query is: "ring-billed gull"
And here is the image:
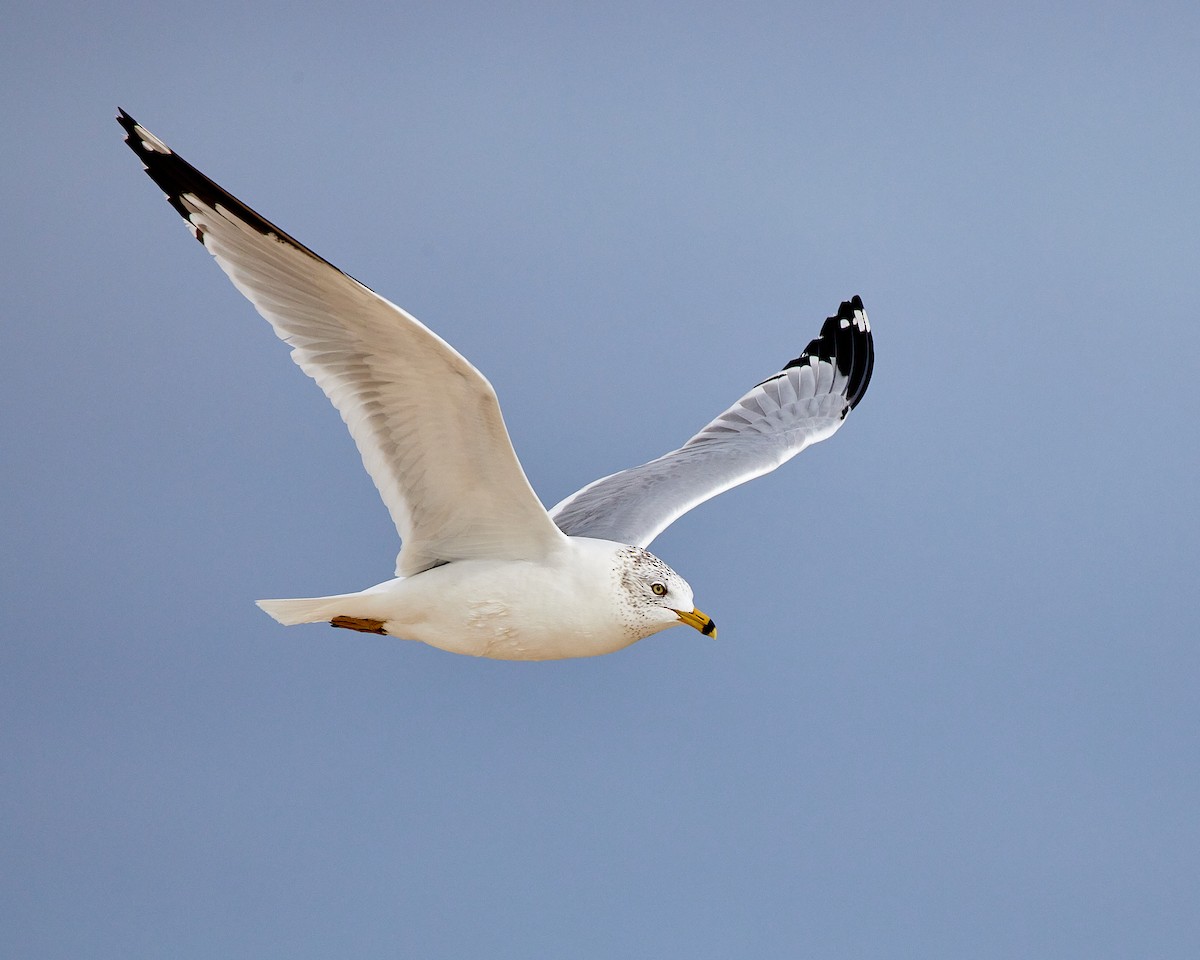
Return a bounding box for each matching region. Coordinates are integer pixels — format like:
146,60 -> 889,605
118,110 -> 873,661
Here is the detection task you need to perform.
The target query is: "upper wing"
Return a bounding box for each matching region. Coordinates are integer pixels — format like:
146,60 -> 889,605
549,297 -> 873,547
118,110 -> 565,575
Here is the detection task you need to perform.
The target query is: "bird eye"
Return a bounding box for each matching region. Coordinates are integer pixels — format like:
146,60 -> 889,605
651,582 -> 667,597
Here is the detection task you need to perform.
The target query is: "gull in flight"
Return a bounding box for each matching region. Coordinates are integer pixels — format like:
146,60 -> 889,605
118,110 -> 873,660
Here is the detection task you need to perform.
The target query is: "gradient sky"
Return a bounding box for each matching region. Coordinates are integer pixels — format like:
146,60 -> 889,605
4,1 -> 1199,957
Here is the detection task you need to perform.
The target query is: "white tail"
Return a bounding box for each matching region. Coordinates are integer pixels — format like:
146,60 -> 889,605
256,594 -> 357,626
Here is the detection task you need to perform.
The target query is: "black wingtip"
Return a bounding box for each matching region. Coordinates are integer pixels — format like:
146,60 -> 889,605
117,109 -> 213,241
780,295 -> 874,411
116,109 -> 144,150
119,112 -> 377,298
117,110 -> 331,264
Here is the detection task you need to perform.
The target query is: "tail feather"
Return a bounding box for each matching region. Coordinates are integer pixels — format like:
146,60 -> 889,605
257,594 -> 356,626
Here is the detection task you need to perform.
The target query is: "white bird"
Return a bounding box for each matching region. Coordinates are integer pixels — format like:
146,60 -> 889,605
118,110 -> 873,661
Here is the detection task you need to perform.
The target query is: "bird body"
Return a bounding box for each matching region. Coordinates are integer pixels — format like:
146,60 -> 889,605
259,537 -> 700,660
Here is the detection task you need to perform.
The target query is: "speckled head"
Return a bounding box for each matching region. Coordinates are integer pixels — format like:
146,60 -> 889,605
613,545 -> 717,641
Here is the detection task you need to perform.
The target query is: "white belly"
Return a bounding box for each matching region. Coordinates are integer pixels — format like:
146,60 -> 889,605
264,537 -> 694,661
354,553 -> 644,661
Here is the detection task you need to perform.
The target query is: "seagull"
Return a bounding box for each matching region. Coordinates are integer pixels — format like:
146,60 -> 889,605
118,110 -> 873,661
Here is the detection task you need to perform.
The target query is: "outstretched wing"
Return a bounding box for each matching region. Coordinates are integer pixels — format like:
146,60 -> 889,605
550,297 -> 873,547
118,110 -> 565,575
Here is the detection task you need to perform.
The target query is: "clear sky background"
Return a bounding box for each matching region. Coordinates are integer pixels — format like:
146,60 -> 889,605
3,1 -> 1198,957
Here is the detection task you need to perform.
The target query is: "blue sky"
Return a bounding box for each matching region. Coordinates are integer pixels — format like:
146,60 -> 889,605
3,1 -> 1199,957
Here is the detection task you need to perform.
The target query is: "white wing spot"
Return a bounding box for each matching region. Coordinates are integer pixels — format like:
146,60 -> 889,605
135,125 -> 172,155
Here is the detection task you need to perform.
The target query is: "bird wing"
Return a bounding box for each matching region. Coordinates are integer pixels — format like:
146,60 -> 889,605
119,110 -> 565,575
549,297 -> 873,547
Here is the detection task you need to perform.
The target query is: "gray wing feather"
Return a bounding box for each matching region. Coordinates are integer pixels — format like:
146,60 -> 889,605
550,297 -> 872,546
